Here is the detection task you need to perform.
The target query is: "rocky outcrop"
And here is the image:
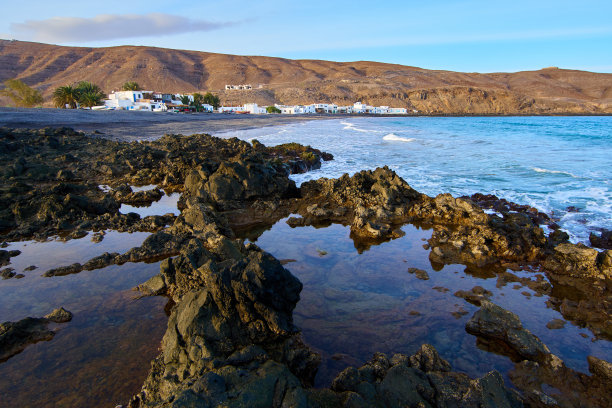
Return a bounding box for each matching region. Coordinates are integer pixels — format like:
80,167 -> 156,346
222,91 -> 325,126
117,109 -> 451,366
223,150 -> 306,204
253,141 -> 334,174
465,301 -> 612,407
0,307 -> 72,362
465,301 -> 550,363
297,166 -> 423,240
0,128 -> 328,241
321,346 -> 522,408
543,242 -> 612,279
128,202 -> 320,407
590,229 -> 612,250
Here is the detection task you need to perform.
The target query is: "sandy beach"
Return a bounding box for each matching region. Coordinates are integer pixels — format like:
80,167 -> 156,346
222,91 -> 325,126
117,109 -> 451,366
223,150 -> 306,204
0,107 -> 333,141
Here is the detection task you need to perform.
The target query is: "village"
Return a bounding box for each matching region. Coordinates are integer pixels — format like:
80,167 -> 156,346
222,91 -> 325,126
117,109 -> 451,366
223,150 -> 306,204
102,87 -> 413,115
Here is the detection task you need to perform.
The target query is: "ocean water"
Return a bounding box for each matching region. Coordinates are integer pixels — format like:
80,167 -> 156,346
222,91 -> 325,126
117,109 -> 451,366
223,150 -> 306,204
219,116 -> 612,244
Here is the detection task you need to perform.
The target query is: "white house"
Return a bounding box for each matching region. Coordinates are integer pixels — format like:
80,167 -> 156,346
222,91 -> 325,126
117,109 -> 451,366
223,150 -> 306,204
389,107 -> 408,114
313,103 -> 338,114
244,103 -> 267,114
353,102 -> 375,114
338,105 -> 353,114
225,84 -> 253,90
104,90 -> 167,111
218,106 -> 246,113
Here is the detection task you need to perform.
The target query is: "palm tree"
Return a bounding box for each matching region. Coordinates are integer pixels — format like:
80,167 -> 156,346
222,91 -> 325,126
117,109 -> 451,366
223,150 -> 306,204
52,85 -> 80,108
180,95 -> 191,106
121,81 -> 141,91
75,81 -> 106,108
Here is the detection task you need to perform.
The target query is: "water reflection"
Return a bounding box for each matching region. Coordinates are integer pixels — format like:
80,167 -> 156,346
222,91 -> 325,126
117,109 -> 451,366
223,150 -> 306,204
0,232 -> 167,407
248,217 -> 611,387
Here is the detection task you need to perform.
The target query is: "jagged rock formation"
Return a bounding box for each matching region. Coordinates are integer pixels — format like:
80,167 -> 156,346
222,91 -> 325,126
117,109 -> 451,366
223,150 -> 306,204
1,40 -> 611,114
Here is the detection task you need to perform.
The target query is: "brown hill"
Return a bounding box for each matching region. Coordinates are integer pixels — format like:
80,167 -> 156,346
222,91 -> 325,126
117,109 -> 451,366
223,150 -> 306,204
1,39 -> 611,114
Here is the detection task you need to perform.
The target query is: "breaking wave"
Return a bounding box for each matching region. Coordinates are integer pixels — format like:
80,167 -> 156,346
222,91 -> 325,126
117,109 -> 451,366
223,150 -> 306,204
531,167 -> 579,178
383,133 -> 415,142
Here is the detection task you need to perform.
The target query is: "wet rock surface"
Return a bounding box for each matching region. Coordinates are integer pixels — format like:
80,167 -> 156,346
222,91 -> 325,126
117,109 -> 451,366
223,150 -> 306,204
464,301 -> 612,408
0,307 -> 72,362
465,301 -> 550,363
0,127 -> 326,241
2,127 -> 611,407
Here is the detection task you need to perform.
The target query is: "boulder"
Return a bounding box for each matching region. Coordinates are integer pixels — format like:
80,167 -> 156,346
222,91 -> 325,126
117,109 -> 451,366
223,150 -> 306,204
465,301 -> 550,363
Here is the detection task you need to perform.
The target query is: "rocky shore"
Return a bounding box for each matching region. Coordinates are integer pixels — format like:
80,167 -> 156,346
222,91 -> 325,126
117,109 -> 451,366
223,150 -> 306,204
1,127 -> 610,407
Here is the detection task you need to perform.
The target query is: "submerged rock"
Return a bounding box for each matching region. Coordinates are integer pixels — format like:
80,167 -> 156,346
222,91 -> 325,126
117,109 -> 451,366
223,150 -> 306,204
0,307 -> 72,362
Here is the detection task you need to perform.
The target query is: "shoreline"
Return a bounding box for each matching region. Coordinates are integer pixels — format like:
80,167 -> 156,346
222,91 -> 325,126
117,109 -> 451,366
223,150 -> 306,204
1,108 -> 611,142
0,108 -> 332,141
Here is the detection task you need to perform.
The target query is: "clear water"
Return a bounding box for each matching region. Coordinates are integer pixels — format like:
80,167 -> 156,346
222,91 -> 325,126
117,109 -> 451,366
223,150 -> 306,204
0,223 -> 172,406
248,217 -> 612,387
219,116 -> 612,244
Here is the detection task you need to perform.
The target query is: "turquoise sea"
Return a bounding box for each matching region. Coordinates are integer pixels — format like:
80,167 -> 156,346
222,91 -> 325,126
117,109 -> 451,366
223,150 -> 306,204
221,116 -> 612,244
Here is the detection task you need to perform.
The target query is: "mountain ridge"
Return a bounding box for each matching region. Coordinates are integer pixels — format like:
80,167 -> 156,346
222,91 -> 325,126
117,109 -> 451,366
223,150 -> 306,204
1,39 -> 611,114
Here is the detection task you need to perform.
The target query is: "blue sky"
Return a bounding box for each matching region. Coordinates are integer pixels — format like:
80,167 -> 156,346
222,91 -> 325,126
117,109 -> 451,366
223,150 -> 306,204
1,0 -> 611,73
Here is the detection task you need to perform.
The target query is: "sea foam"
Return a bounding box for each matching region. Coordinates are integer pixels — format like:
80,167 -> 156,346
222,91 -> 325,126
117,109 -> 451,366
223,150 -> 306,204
383,133 -> 415,142
531,167 -> 579,178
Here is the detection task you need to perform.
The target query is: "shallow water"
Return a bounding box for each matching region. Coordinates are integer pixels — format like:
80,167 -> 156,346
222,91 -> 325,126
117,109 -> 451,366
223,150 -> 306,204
0,184 -> 185,407
247,217 -> 612,387
219,116 -> 612,244
120,191 -> 181,217
0,232 -> 168,407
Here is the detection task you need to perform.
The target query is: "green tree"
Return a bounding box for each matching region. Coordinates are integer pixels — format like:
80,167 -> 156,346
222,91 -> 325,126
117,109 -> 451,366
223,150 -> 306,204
202,92 -> 220,109
192,92 -> 205,111
0,79 -> 44,107
266,106 -> 281,114
52,85 -> 80,108
75,81 -> 106,108
121,81 -> 141,91
180,95 -> 191,106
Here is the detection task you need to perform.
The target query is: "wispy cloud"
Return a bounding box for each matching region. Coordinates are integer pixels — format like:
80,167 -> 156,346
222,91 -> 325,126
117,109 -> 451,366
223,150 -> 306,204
10,13 -> 238,43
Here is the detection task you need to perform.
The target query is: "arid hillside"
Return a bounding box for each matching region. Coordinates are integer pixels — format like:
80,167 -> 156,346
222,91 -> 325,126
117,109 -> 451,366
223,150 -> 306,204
1,39 -> 611,114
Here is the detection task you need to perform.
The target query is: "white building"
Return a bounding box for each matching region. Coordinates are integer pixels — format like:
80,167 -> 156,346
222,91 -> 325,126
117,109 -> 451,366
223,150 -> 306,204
338,105 -> 353,114
375,106 -> 390,114
218,106 -> 246,113
244,103 -> 267,114
353,102 -> 375,114
312,103 -> 338,114
225,84 -> 253,90
389,107 -> 408,114
104,90 -> 167,111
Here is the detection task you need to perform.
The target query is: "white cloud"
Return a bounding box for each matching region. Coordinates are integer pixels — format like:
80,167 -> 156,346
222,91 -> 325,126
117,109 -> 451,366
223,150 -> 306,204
10,13 -> 238,43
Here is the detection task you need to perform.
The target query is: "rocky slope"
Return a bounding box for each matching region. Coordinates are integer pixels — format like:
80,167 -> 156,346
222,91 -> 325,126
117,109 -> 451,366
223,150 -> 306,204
1,40 -> 611,114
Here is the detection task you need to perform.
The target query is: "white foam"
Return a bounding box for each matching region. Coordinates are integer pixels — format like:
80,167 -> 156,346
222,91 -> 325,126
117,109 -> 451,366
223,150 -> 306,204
531,167 -> 579,178
383,133 -> 416,142
341,120 -> 383,133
